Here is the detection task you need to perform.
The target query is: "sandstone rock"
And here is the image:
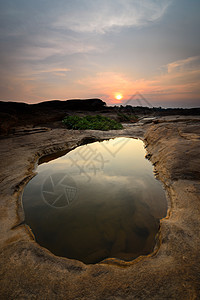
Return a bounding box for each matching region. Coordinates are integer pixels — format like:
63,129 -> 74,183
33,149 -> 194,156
0,115 -> 200,299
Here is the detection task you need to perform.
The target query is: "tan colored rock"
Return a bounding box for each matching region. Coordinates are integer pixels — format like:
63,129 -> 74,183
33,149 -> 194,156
0,116 -> 200,299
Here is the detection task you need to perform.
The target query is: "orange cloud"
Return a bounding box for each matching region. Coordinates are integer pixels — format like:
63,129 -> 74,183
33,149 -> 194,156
77,72 -> 158,104
77,56 -> 200,105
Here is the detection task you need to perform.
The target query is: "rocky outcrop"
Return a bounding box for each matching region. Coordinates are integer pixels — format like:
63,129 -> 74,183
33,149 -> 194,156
0,99 -> 106,135
0,116 -> 200,299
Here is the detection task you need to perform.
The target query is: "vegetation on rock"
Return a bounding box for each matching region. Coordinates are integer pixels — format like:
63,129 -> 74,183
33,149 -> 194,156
62,115 -> 123,130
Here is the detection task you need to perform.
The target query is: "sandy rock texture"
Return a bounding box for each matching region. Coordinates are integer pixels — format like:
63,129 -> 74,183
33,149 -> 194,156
0,116 -> 200,299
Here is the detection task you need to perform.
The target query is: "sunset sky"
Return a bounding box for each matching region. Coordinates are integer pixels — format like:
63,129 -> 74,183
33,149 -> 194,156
0,0 -> 200,107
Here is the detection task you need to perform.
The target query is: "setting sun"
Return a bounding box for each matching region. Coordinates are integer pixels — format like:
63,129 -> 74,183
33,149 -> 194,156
115,93 -> 123,100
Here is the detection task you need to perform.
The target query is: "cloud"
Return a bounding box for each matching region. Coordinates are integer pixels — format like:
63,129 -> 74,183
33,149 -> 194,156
0,2 -> 110,67
77,55 -> 200,105
26,68 -> 71,79
36,68 -> 71,74
1,0 -> 171,65
77,72 -> 158,103
53,0 -> 171,33
13,39 -> 99,62
0,0 -> 172,79
158,56 -> 200,91
167,56 -> 200,73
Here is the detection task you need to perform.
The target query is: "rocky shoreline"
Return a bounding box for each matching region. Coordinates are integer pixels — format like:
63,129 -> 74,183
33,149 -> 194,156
0,115 -> 200,299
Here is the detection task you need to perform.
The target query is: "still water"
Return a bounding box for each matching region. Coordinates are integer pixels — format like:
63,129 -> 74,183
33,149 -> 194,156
22,138 -> 167,264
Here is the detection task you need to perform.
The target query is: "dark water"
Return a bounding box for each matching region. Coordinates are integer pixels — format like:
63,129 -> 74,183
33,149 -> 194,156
22,138 -> 167,264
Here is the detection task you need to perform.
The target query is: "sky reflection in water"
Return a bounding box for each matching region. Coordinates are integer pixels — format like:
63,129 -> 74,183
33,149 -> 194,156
23,137 -> 167,264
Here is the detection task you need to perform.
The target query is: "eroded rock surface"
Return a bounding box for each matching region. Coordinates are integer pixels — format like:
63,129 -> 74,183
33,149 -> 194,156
0,116 -> 200,299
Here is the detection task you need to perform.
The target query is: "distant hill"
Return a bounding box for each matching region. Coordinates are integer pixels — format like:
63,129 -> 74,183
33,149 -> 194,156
0,98 -> 106,114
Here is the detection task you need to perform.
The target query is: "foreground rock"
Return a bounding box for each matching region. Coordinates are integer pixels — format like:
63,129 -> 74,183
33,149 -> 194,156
0,116 -> 200,299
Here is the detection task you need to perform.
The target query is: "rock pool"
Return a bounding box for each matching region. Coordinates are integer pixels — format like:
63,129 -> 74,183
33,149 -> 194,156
22,137 -> 167,264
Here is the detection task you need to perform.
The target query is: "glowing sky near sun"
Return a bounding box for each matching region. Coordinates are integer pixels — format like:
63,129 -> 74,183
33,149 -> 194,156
0,0 -> 200,107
